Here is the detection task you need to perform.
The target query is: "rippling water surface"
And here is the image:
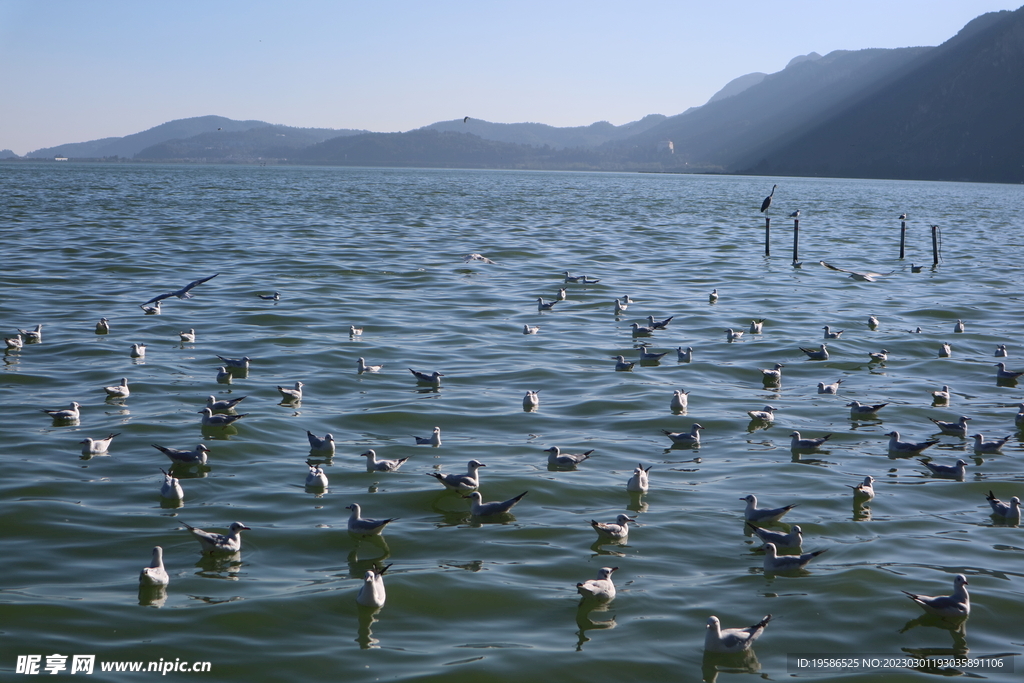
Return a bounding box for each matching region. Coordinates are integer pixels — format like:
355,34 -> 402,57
2,164 -> 1023,682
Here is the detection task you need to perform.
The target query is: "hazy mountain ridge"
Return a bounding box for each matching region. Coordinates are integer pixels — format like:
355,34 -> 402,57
418,114 -> 668,149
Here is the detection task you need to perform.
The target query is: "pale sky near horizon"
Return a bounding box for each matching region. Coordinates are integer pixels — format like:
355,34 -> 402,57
1,0 -> 1020,155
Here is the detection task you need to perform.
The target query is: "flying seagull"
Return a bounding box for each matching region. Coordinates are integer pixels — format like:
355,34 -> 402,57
819,261 -> 892,282
142,273 -> 219,306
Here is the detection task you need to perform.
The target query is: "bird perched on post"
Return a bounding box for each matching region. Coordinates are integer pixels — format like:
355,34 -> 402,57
760,185 -> 777,213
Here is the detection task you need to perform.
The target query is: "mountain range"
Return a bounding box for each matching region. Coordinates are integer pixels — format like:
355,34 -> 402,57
8,6 -> 1023,184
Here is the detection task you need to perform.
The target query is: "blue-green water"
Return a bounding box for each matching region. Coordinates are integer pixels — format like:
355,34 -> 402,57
1,163 -> 1023,682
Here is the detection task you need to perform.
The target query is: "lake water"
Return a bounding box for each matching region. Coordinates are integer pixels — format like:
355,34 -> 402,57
1,163 -> 1022,682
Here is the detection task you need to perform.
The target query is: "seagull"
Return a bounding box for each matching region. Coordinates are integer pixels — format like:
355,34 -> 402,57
217,355 -> 251,369
18,324 -> 42,342
199,407 -> 246,427
349,325 -> 363,336
647,315 -> 674,330
670,389 -> 690,412
789,431 -> 831,450
152,443 -> 210,466
613,298 -> 627,315
258,292 -> 280,300
140,300 -> 162,315
183,521 -> 249,554
563,271 -> 583,283
761,363 -> 784,383
741,494 -> 797,523
911,263 -> 923,272
749,319 -> 765,334
130,343 -> 146,358
427,459 -> 484,490
986,491 -> 1021,523
760,185 -> 777,213
103,378 -> 130,399
928,416 -> 971,436
523,390 -> 540,411
576,566 -> 617,601
357,357 -> 384,373
899,213 -> 908,220
970,433 -> 1011,454
95,318 -> 110,334
612,355 -> 635,371
747,405 -> 778,422
664,423 -> 703,446
847,401 -> 887,418
902,574 -> 970,618
763,543 -> 827,572
277,381 -> 304,402
868,315 -> 879,329
709,288 -> 719,303
725,328 -> 744,341
939,343 -> 952,358
705,614 -> 772,654
523,324 -> 540,334
919,458 -> 968,479
789,209 -> 801,218
545,446 -> 594,468
817,379 -> 843,394
638,346 -> 668,362
160,468 -> 184,499
207,395 -> 247,411
80,433 -> 120,456
676,346 -> 694,362
591,515 -> 634,541
346,503 -> 396,536
910,327 -> 923,333
409,368 -> 444,385
179,329 -> 196,343
631,322 -> 655,336
139,546 -> 169,587
932,385 -> 952,402
537,297 -> 558,311
822,325 -> 844,339
621,295 -> 634,304
819,261 -> 891,282
141,273 -> 219,306
305,464 -> 328,489
995,344 -> 1008,357
626,463 -> 652,493
868,349 -> 888,362
43,402 -> 80,421
995,363 -> 1024,380
4,333 -> 22,350
887,431 -> 939,455
413,426 -> 442,446
464,490 -> 528,516
746,522 -> 802,549
954,319 -> 965,333
846,476 -> 875,501
216,366 -> 231,383
361,449 -> 407,472
556,287 -> 567,301
580,275 -> 601,284
356,564 -> 392,608
800,344 -> 829,360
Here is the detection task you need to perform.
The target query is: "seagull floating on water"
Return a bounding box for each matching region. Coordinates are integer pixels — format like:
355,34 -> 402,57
178,329 -> 196,343
563,271 -> 583,283
676,346 -> 694,362
789,431 -> 831,450
847,476 -> 875,501
207,395 -> 247,411
356,564 -> 392,608
277,381 -> 304,402
357,357 -> 384,373
886,431 -> 939,455
817,379 -> 843,394
709,288 -> 719,303
986,491 -> 1021,523
95,318 -> 110,334
139,546 -> 169,587
647,315 -> 674,330
903,574 -> 970,618
413,426 -> 442,446
103,378 -> 130,399
970,433 -> 1010,454
613,298 -> 627,315
995,344 -> 1008,357
725,328 -> 744,342
140,300 -> 161,315
626,463 -> 652,493
160,468 -> 184,499
761,363 -> 784,383
305,464 -> 328,489
346,503 -> 396,536
612,355 -> 635,371
928,415 -> 971,436
822,325 -> 844,339
427,459 -> 484,490
954,319 -> 965,333
800,344 -> 828,360
919,458 -> 968,479
580,275 -> 601,284
523,390 -> 540,411
4,333 -> 22,350
763,543 -> 827,572
523,324 -> 540,335
18,324 -> 42,342
409,368 -> 444,385
938,343 -> 952,358
349,325 -> 363,336
747,405 -> 778,422
80,432 -> 120,456
819,261 -> 892,282
868,349 -> 888,363
361,449 -> 407,472
995,363 -> 1024,380
638,346 -> 668,362
464,490 -> 528,516
591,515 -> 634,541
749,319 -> 765,334
545,446 -> 594,468
130,343 -> 146,358
670,389 -> 690,412
216,366 -> 231,383
847,401 -> 887,418
631,322 -> 655,336
576,566 -> 617,601
199,407 -> 247,427
142,273 -> 219,306
705,614 -> 772,654
537,297 -> 558,311
43,401 -> 80,421
747,522 -> 802,549
741,494 -> 797,523
663,423 -> 703,446
868,315 -> 879,329
258,292 -> 280,300
556,287 -> 567,301
153,443 -> 210,466
217,355 -> 251,369
183,521 -> 249,554
931,385 -> 951,403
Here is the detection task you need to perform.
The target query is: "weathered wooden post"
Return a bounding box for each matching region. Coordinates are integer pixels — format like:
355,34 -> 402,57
931,224 -> 939,266
899,219 -> 907,259
792,218 -> 800,263
764,217 -> 771,256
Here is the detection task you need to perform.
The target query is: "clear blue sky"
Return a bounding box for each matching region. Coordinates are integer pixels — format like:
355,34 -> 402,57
1,0 -> 1020,155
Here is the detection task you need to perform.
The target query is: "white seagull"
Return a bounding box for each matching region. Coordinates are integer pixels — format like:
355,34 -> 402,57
140,300 -> 161,315
346,503 -> 397,536
523,324 -> 540,335
576,566 -> 617,601
704,614 -> 772,654
563,271 -> 583,283
919,458 -> 968,479
307,431 -> 335,454
103,377 -> 130,399
160,468 -> 184,499
763,543 -> 827,572
142,273 -> 219,306
747,523 -> 802,549
413,426 -> 442,446
670,389 -> 690,412
258,292 -> 280,300
556,287 -> 567,301
664,423 -> 703,446
464,490 -> 528,516
179,329 -> 196,343
741,494 -> 798,523
356,564 -> 392,608
545,446 -> 594,468
580,275 -> 601,284
847,401 -> 888,418
886,431 -> 939,455
747,405 -> 778,422
819,260 -> 891,282
18,324 -> 42,342
995,363 -> 1024,380
183,521 -> 249,554
95,318 -> 110,334
647,315 -> 674,330
198,407 -> 247,427
846,476 -> 875,501
903,574 -> 970,618
612,355 -> 635,371
80,432 -> 120,456
523,390 -> 540,411
800,344 -> 829,360
762,363 -> 784,383
464,253 -> 497,264
409,368 -> 444,385
349,325 -> 363,336
749,319 -> 765,334
357,357 -> 384,373
868,315 -> 879,329
928,415 -> 971,436
4,333 -> 23,350
613,298 -> 627,315
631,322 -> 655,336
207,395 -> 247,411
153,443 -> 210,466
130,343 -> 146,358
427,459 -> 485,491
817,379 -> 843,394
217,355 -> 251,369
790,431 -> 831,450
305,464 -> 328,489
591,515 -> 634,541
822,325 -> 844,339
676,346 -> 694,362
986,491 -> 1021,523
868,349 -> 888,362
938,343 -> 952,358
277,381 -> 304,402
43,402 -> 81,421
954,319 -> 965,333
360,449 -> 408,472
970,433 -> 1011,454
139,546 -> 170,587
638,346 -> 668,362
626,463 -> 652,493
709,288 -> 719,303
932,385 -> 952,402
725,328 -> 744,341
995,344 -> 1008,357
216,366 -> 232,383
537,297 -> 558,311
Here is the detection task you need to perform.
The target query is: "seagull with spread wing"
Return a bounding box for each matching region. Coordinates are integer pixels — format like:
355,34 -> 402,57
819,261 -> 892,282
142,273 -> 219,306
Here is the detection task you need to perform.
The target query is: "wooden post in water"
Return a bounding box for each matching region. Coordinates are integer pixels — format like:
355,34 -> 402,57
931,224 -> 939,266
899,220 -> 907,259
764,217 -> 771,256
792,218 -> 800,263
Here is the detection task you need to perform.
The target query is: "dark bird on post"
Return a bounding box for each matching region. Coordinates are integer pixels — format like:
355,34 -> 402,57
760,185 -> 777,213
